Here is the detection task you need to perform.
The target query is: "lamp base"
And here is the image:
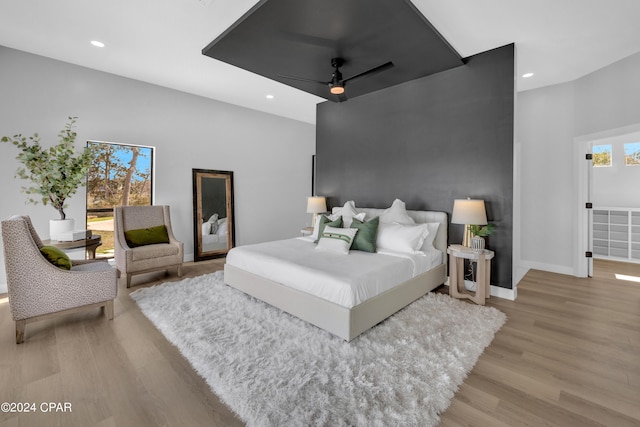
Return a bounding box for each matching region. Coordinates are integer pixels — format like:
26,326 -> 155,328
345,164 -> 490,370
462,224 -> 473,247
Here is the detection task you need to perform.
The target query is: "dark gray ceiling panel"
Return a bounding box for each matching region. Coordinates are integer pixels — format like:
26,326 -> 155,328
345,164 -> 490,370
203,0 -> 464,102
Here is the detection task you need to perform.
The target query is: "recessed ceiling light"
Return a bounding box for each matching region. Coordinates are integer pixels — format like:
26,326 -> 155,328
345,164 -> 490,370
90,40 -> 105,48
266,94 -> 274,99
522,72 -> 534,78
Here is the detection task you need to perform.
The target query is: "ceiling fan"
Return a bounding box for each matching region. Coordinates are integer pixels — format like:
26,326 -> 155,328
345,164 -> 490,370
278,57 -> 394,101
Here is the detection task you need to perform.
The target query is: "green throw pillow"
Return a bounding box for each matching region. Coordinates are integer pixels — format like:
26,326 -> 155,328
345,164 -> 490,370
40,245 -> 72,270
350,216 -> 380,253
125,225 -> 170,248
315,215 -> 343,243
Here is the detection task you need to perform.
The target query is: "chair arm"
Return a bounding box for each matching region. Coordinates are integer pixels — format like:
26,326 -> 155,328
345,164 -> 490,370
8,257 -> 117,321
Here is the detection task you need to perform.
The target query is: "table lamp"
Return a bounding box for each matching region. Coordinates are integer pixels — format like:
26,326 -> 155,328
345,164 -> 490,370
451,198 -> 487,247
306,196 -> 327,228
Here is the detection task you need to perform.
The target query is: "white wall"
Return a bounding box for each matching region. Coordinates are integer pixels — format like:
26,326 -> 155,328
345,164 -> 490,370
0,46 -> 316,293
591,131 -> 640,208
517,50 -> 640,277
517,82 -> 576,275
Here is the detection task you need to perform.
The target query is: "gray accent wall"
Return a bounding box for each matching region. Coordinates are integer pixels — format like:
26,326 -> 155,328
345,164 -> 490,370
0,46 -> 315,293
316,45 -> 515,289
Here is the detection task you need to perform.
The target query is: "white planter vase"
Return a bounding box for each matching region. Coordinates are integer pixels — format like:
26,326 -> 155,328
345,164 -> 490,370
50,218 -> 75,241
471,235 -> 485,252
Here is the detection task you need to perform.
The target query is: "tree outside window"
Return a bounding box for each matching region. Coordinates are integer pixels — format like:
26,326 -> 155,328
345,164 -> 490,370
592,144 -> 612,167
86,141 -> 154,257
624,142 -> 640,166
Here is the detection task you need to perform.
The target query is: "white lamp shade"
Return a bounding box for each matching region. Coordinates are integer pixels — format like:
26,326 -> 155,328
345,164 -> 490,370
306,196 -> 327,214
451,199 -> 487,225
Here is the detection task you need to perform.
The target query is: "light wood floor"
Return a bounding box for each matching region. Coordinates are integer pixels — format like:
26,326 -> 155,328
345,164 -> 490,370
0,259 -> 638,426
439,259 -> 640,427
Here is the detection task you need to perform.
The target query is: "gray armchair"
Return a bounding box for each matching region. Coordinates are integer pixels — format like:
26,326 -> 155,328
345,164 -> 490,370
114,205 -> 183,288
1,215 -> 118,344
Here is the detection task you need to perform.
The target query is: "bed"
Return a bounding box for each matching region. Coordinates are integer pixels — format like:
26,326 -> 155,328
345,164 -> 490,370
202,216 -> 228,252
224,207 -> 447,341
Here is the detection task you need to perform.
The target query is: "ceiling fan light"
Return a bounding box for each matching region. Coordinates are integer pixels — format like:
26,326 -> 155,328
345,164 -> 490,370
330,84 -> 345,95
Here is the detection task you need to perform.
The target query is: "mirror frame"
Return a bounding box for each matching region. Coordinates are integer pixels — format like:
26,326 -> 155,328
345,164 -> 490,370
192,168 -> 235,261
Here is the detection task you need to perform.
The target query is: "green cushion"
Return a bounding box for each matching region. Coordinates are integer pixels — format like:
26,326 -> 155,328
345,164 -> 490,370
40,245 -> 72,270
125,225 -> 170,248
315,215 -> 343,243
350,216 -> 380,253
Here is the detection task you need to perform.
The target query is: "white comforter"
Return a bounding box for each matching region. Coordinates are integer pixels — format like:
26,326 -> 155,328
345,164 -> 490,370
225,237 -> 442,308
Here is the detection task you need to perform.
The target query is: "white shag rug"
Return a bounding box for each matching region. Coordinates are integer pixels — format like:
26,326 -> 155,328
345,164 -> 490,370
131,271 -> 506,427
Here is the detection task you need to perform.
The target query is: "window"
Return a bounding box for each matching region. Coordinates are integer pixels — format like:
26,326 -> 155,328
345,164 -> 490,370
86,141 -> 154,257
624,142 -> 640,166
592,144 -> 612,167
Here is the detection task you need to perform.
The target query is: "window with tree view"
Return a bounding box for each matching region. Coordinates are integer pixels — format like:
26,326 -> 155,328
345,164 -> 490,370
624,142 -> 640,166
86,141 -> 154,258
592,144 -> 612,167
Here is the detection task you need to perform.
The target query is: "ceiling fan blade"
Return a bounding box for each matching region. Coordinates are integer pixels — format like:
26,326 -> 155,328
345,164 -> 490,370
278,74 -> 328,85
343,61 -> 394,84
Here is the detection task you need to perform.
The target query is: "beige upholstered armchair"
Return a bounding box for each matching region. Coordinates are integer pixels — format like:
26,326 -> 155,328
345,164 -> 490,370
114,205 -> 183,288
1,215 -> 118,344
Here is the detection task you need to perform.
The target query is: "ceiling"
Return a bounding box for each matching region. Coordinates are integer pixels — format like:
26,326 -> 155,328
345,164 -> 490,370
1,0 -> 639,124
203,0 -> 464,102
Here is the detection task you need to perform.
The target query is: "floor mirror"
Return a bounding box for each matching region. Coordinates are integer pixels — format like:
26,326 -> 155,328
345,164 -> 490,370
192,169 -> 235,261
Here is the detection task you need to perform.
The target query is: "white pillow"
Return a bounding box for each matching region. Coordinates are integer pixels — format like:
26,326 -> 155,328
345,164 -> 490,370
330,200 -> 366,228
421,222 -> 440,251
377,222 -> 429,254
201,222 -> 212,235
329,211 -> 365,229
207,213 -> 219,223
315,226 -> 358,255
311,214 -> 331,240
216,218 -> 228,236
379,199 -> 415,224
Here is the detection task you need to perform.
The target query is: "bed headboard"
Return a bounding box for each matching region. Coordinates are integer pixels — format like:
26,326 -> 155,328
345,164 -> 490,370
332,207 -> 448,264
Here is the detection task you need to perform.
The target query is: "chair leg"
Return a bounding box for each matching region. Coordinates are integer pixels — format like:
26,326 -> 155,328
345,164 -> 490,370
15,320 -> 26,344
126,273 -> 132,288
177,264 -> 183,277
105,300 -> 114,320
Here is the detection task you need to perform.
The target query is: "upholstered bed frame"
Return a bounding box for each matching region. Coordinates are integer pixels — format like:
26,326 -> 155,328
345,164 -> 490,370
224,209 -> 448,341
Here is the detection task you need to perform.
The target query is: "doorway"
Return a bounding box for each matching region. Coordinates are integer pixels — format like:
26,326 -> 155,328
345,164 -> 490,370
577,127 -> 640,278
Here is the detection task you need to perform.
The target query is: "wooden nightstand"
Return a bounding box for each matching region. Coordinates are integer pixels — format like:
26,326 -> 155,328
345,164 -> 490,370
447,244 -> 495,305
300,227 -> 314,236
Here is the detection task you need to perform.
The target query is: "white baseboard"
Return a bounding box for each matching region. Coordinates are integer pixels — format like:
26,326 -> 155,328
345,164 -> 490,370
514,266 -> 529,286
491,285 -> 516,300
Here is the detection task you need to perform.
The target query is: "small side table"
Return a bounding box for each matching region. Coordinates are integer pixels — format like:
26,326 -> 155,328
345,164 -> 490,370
300,227 -> 314,237
447,244 -> 495,305
42,235 -> 102,259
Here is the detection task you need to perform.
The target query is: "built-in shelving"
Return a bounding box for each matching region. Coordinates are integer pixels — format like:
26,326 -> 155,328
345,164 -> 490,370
592,208 -> 640,263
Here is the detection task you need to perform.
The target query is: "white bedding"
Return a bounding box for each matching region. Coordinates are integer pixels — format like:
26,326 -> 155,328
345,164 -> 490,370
225,237 -> 442,308
202,234 -> 227,252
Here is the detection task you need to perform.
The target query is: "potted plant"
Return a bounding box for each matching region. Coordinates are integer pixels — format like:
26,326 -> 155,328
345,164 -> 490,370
469,223 -> 496,251
2,117 -> 94,239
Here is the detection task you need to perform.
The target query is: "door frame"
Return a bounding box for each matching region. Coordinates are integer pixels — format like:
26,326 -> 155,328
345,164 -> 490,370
574,123 -> 640,277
